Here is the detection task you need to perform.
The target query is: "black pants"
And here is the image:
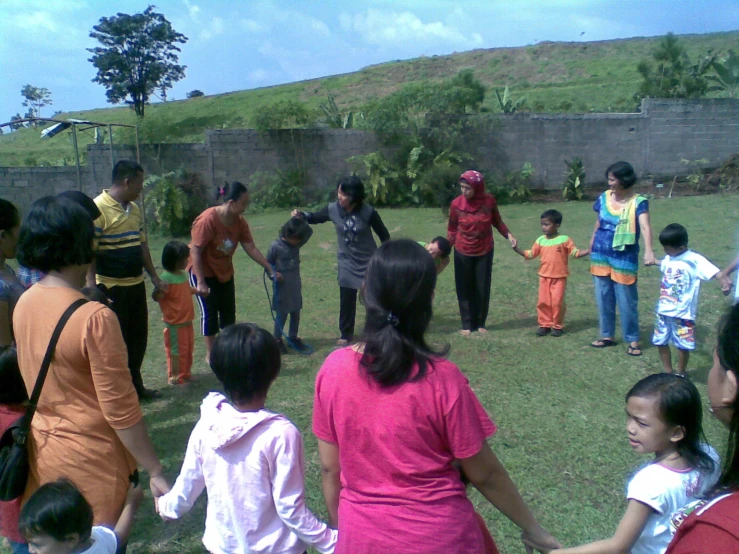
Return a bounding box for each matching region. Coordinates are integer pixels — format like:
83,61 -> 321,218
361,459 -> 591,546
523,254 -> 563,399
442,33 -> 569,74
339,287 -> 358,340
454,249 -> 494,330
189,272 -> 236,336
107,282 -> 148,397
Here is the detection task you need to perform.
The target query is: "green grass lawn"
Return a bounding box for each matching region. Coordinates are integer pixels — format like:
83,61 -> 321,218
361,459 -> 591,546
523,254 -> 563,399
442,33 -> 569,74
70,196 -> 738,553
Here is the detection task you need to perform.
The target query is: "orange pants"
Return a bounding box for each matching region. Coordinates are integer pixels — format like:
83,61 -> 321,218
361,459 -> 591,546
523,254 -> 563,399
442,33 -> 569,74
537,276 -> 567,329
164,323 -> 194,384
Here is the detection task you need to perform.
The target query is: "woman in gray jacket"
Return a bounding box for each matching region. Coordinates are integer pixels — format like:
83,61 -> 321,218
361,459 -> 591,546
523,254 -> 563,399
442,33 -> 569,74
292,176 -> 390,345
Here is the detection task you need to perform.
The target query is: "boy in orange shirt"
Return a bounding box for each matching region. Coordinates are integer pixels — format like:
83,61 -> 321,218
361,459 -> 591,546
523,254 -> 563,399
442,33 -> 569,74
153,241 -> 199,385
512,210 -> 589,336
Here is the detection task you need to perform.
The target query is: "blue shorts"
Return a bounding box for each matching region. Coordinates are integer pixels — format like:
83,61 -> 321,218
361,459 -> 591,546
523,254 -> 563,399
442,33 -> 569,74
652,314 -> 695,351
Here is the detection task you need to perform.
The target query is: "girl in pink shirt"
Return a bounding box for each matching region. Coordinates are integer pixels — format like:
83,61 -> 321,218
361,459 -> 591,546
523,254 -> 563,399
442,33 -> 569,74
158,324 -> 337,554
312,239 -> 560,554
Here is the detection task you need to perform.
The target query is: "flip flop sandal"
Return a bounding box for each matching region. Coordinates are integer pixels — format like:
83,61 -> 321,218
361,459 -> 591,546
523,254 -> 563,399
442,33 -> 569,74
591,339 -> 615,348
627,345 -> 643,356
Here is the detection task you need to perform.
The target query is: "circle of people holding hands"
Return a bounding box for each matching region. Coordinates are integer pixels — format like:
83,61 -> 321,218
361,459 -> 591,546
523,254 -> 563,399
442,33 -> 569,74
0,158 -> 737,554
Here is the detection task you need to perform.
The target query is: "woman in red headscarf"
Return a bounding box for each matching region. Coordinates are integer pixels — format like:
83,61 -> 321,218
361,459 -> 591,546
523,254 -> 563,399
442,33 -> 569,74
447,170 -> 517,335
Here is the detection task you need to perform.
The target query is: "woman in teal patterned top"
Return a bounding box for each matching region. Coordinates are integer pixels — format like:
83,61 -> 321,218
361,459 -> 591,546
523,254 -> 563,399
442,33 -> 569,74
589,162 -> 656,356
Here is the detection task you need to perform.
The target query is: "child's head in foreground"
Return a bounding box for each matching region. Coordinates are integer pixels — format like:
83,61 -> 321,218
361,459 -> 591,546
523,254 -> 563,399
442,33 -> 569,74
210,323 -> 281,407
625,373 -> 714,472
658,223 -> 689,257
540,209 -> 563,238
20,479 -> 94,554
162,240 -> 190,273
280,217 -> 312,247
0,346 -> 27,405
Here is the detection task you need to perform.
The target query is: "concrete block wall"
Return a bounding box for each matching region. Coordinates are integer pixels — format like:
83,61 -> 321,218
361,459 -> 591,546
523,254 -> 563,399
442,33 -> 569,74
0,166 -> 95,211
1,98 -> 737,212
643,99 -> 739,174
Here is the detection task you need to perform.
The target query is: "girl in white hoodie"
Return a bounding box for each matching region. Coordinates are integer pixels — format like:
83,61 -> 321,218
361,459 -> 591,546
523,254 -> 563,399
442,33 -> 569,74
157,323 -> 337,554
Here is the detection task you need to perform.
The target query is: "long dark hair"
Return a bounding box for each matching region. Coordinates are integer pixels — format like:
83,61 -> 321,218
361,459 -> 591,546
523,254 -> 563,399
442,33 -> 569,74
360,239 -> 448,387
627,373 -> 715,472
715,303 -> 739,492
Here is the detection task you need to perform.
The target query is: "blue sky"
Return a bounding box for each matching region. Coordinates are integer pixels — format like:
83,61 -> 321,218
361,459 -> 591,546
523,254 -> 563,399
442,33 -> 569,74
1,0 -> 738,122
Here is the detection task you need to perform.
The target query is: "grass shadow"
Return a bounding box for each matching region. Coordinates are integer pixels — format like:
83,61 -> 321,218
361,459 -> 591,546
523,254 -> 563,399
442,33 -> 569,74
486,316 -> 539,331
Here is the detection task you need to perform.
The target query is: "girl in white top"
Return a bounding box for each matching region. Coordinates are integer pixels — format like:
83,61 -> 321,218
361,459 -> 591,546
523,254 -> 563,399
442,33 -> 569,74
548,373 -> 721,554
157,323 -> 337,554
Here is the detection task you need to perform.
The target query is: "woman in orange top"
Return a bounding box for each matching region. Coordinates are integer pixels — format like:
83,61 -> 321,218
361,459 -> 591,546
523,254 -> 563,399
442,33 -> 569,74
188,182 -> 279,362
13,196 -> 169,533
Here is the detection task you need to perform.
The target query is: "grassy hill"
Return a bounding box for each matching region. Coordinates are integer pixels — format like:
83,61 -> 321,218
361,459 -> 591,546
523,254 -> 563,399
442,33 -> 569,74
2,30 -> 738,167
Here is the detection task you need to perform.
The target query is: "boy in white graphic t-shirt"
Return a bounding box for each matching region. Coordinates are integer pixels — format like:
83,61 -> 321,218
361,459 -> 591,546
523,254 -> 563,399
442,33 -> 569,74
652,223 -> 731,374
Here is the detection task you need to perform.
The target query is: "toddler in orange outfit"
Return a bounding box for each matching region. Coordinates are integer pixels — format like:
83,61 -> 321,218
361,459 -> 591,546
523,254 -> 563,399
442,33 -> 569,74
513,210 -> 589,336
153,241 -> 199,385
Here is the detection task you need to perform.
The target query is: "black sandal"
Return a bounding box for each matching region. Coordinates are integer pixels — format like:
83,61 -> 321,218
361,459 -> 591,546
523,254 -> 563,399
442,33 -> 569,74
627,344 -> 643,356
591,339 -> 616,348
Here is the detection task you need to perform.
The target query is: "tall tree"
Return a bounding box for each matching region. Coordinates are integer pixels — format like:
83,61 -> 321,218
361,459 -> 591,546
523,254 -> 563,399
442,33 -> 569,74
87,5 -> 188,117
21,85 -> 52,123
636,33 -> 714,99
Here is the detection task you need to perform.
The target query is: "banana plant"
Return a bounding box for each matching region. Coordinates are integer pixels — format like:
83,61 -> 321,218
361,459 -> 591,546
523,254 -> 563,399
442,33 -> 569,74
494,86 -> 527,114
707,50 -> 739,98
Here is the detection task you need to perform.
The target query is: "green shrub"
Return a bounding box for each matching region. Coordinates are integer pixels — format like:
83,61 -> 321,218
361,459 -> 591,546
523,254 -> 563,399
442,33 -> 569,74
145,169 -> 208,236
562,157 -> 586,200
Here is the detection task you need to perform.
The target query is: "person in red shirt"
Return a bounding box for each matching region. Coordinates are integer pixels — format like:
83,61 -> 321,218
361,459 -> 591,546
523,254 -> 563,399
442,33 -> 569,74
665,303 -> 739,554
313,239 -> 560,554
0,346 -> 28,554
447,170 -> 517,335
512,210 -> 589,336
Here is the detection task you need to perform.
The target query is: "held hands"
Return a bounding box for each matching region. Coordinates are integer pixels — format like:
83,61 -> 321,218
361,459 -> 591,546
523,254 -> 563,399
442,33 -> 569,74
508,234 -> 518,249
643,251 -> 657,266
291,209 -> 303,219
149,474 -> 171,500
196,281 -> 211,298
521,528 -> 562,554
152,276 -> 169,292
718,272 -> 733,296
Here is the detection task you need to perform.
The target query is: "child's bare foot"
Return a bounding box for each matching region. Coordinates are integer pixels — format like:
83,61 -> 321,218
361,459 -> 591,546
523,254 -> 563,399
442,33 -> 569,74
477,327 -> 488,334
458,329 -> 472,336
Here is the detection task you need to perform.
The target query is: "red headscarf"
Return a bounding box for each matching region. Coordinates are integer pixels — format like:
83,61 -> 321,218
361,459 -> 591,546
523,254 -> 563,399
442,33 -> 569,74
458,170 -> 490,211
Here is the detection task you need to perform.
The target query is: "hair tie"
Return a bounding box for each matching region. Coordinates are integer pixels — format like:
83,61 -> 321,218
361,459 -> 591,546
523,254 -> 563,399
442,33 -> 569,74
387,312 -> 399,327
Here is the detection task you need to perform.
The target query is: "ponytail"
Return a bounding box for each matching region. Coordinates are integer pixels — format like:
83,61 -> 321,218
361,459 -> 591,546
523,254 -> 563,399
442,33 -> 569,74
218,181 -> 247,203
360,240 -> 448,387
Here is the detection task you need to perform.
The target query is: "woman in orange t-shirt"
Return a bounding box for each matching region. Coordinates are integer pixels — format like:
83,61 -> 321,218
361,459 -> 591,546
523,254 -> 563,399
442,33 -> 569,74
188,182 -> 279,362
13,195 -> 169,533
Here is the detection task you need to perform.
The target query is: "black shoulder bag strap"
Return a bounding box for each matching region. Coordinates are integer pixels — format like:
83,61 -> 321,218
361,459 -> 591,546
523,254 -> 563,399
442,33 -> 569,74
15,298 -> 88,445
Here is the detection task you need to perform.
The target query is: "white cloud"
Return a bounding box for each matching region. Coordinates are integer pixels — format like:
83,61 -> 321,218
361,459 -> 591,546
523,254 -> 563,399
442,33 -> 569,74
241,18 -> 266,33
199,16 -> 225,41
183,0 -> 201,20
240,4 -> 330,39
310,19 -> 331,37
248,69 -> 269,82
339,9 -> 482,48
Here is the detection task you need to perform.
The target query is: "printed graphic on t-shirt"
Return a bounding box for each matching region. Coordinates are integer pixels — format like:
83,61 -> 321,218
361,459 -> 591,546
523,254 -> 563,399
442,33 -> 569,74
660,267 -> 690,305
217,238 -> 235,254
